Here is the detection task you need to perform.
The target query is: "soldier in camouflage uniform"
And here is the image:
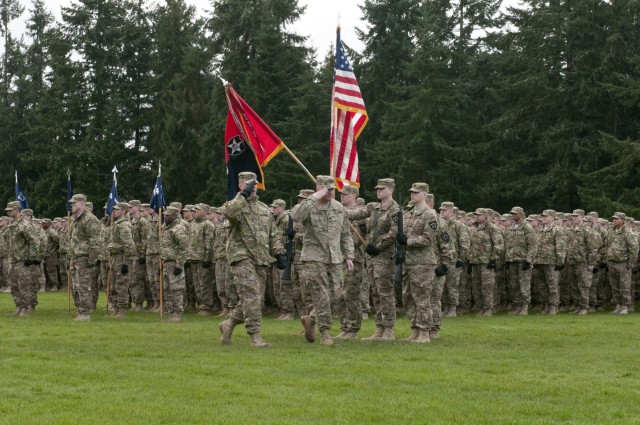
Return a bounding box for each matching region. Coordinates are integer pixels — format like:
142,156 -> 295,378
98,214 -> 112,308
219,172 -> 286,348
534,210 -> 567,315
13,208 -> 44,315
41,219 -> 60,291
108,202 -> 136,319
0,217 -> 10,292
189,203 -> 216,316
355,197 -> 371,319
128,200 -> 150,310
346,178 -> 399,341
213,206 -> 234,316
33,218 -> 48,294
292,175 -> 354,345
57,217 -> 70,292
334,184 -> 365,339
468,208 -> 505,316
270,199 -> 295,320
565,209 -> 599,315
143,205 -> 162,312
290,190 -> 315,320
160,206 -> 189,322
584,214 -> 604,312
504,206 -> 538,315
606,212 -> 639,315
440,202 -> 470,318
182,205 -> 197,311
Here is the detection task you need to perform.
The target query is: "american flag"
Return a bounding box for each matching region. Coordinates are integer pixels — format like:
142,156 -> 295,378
330,26 -> 368,189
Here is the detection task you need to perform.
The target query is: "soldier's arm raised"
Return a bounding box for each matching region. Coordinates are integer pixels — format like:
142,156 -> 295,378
224,194 -> 247,225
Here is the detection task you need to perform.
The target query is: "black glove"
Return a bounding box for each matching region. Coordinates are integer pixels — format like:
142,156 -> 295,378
487,259 -> 497,269
598,262 -> 607,269
396,233 -> 408,245
467,264 -> 472,275
592,266 -> 599,274
202,261 -> 212,269
173,267 -> 183,276
96,260 -> 101,267
31,260 -> 41,266
138,257 -> 146,265
23,260 -> 33,266
633,266 -> 640,274
365,244 -> 381,256
358,223 -> 367,235
455,260 -> 464,269
554,264 -> 564,271
285,228 -> 296,238
275,254 -> 288,270
240,179 -> 257,198
435,263 -> 448,277
184,261 -> 191,270
522,261 -> 531,270
121,264 -> 129,275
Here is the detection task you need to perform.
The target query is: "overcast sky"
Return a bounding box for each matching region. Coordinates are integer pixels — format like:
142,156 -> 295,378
9,0 -> 366,57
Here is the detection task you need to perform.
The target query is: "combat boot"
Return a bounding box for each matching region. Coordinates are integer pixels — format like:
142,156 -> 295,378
481,309 -> 492,317
301,315 -> 315,343
216,307 -> 229,317
10,306 -> 21,316
113,309 -> 126,319
443,308 -> 457,318
618,305 -> 628,315
250,333 -> 272,348
334,331 -> 349,339
74,314 -> 91,322
279,312 -> 294,320
411,329 -> 431,344
517,305 -> 528,316
197,310 -> 212,317
167,313 -> 181,322
380,327 -> 395,341
540,305 -> 549,315
429,329 -> 440,340
320,330 -> 333,345
576,308 -> 588,315
362,313 -> 369,320
18,307 -> 30,317
362,326 -> 384,341
218,319 -> 237,345
509,305 -> 521,315
133,303 -> 144,312
611,304 -> 621,314
548,305 -> 558,315
399,328 -> 419,342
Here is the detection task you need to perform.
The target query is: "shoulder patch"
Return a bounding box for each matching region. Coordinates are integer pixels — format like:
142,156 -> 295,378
429,221 -> 438,230
441,231 -> 450,243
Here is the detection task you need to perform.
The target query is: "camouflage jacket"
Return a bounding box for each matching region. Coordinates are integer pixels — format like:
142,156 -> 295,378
566,225 -> 599,265
504,222 -> 538,263
36,227 -> 48,260
444,217 -> 470,263
69,209 -> 101,261
344,205 -> 365,263
45,227 -> 60,257
292,197 -> 354,264
213,220 -> 229,261
0,228 -> 7,257
534,224 -> 567,265
161,219 -> 189,264
224,194 -> 284,266
146,218 -> 161,256
468,222 -> 505,264
58,228 -> 69,256
98,223 -> 111,261
131,216 -> 150,258
108,217 -> 135,259
347,200 -> 399,254
606,225 -> 639,265
189,217 -> 215,262
290,204 -> 305,265
402,205 -> 444,266
7,218 -> 42,262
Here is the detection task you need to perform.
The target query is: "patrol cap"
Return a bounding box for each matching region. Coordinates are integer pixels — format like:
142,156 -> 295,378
69,194 -> 87,203
42,218 -> 52,224
356,197 -> 365,206
297,189 -> 314,199
340,185 -> 359,196
238,172 -> 257,184
509,206 -> 525,216
588,211 -> 598,219
169,202 -> 182,210
113,202 -> 130,211
141,203 -> 150,209
195,203 -> 210,212
612,212 -> 626,220
466,212 -> 475,219
499,214 -> 509,221
439,201 -> 455,210
217,206 -> 226,215
210,206 -> 219,214
270,199 -> 286,208
541,209 -> 557,217
5,201 -> 20,211
583,215 -> 594,223
53,217 -> 63,222
408,182 -> 429,193
571,209 -> 585,216
526,214 -> 540,222
183,204 -> 195,212
85,201 -> 93,210
374,178 -> 395,189
163,206 -> 180,216
316,175 -> 335,190
20,209 -> 34,216
473,208 -> 487,216
128,200 -> 141,208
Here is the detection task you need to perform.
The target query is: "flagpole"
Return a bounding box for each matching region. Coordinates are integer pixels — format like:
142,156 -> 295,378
157,163 -> 164,319
66,169 -> 72,313
105,166 -> 118,316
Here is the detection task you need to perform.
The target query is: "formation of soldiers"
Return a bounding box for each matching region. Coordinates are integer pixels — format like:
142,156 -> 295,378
2,174 -> 639,348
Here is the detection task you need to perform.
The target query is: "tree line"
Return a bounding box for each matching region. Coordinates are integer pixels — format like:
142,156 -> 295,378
1,0 -> 639,219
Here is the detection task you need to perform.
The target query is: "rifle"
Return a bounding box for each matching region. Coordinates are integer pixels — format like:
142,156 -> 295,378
281,212 -> 295,281
394,196 -> 405,284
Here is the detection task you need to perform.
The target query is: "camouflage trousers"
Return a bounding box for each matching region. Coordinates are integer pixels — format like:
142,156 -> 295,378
591,267 -> 609,308
608,262 -> 632,306
558,266 -> 570,307
192,261 -> 214,312
566,263 -> 592,309
110,255 -> 132,309
59,254 -> 69,290
0,257 -> 8,290
130,256 -> 147,305
216,260 -> 236,309
185,264 -> 196,307
70,256 -> 99,314
402,263 -> 435,331
360,259 -> 371,314
534,264 -> 560,307
507,262 -> 533,307
494,263 -> 509,307
367,255 -> 396,328
458,267 -> 473,312
302,261 -> 343,332
273,265 -> 295,314
99,259 -> 110,302
9,261 -> 39,309
336,260 -> 363,333
162,260 -> 186,315
291,262 -> 311,317
146,255 -> 161,306
229,259 -> 267,335
442,265 -> 462,310
471,264 -> 495,310
44,255 -> 59,290
431,273 -> 445,331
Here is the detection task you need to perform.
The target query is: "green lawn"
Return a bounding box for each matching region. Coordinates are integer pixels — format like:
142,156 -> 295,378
1,292 -> 639,425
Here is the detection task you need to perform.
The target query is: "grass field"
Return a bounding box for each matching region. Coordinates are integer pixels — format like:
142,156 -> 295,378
1,292 -> 640,425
